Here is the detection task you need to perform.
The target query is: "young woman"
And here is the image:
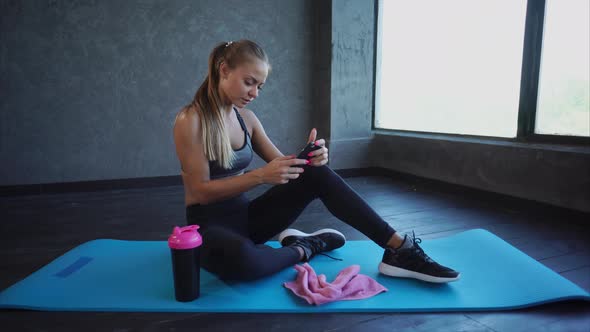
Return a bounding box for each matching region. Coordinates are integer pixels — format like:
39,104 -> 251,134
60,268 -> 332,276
173,39 -> 460,283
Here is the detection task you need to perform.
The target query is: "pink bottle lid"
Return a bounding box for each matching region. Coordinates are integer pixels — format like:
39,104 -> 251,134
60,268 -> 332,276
168,225 -> 203,250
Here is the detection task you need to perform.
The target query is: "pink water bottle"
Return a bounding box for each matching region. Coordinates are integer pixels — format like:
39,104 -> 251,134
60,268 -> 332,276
168,225 -> 203,302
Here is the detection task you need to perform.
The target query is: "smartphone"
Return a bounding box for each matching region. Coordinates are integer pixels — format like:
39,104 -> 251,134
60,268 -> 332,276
297,142 -> 323,160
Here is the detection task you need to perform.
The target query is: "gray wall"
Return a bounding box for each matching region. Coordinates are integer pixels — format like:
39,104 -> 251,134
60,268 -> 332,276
1,0 -> 318,185
2,0 -> 589,213
327,0 -> 375,169
370,134 -> 590,213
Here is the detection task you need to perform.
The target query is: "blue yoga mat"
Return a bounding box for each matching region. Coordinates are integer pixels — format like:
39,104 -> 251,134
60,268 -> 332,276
1,229 -> 588,312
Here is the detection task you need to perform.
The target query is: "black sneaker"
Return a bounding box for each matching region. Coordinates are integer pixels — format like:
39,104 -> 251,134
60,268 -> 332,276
278,228 -> 346,262
378,231 -> 460,283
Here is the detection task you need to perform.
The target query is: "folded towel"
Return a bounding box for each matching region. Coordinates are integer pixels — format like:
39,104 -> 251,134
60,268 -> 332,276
283,263 -> 388,305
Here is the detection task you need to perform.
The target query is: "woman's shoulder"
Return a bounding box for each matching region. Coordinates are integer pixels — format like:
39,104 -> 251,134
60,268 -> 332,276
176,104 -> 201,123
235,107 -> 257,133
174,104 -> 202,137
180,103 -> 201,117
236,107 -> 258,124
237,107 -> 264,133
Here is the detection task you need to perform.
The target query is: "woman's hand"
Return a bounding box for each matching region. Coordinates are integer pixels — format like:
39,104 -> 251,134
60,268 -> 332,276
306,128 -> 329,167
257,155 -> 308,185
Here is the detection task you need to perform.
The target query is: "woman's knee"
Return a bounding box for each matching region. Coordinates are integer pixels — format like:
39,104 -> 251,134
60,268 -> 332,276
309,164 -> 338,177
303,164 -> 343,187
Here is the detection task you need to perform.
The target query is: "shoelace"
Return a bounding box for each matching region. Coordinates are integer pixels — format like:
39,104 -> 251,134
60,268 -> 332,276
409,231 -> 434,263
305,237 -> 344,261
318,252 -> 343,261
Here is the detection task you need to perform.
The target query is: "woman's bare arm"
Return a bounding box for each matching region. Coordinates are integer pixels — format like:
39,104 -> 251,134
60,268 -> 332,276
173,107 -> 264,205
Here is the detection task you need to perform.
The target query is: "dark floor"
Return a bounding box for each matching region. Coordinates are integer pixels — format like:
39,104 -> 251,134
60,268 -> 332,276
1,173 -> 589,332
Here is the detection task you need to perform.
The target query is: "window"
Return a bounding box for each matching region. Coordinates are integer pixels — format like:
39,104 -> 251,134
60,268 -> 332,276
375,0 -> 528,138
375,0 -> 590,141
535,0 -> 590,137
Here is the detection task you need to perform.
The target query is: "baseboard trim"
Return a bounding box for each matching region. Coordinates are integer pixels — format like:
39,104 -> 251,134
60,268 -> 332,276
355,167 -> 589,219
0,175 -> 183,196
0,169 -> 383,197
1,167 -> 587,218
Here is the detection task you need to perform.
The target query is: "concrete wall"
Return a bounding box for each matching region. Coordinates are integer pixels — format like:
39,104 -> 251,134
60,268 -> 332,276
370,133 -> 590,213
2,0 -> 588,213
327,0 -> 375,170
0,0 -> 318,185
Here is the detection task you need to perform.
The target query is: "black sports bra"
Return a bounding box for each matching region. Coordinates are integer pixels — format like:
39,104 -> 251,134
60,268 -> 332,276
208,107 -> 254,179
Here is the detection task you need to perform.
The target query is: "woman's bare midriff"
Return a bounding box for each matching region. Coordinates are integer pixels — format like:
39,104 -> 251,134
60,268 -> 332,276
179,106 -> 251,208
182,170 -> 244,207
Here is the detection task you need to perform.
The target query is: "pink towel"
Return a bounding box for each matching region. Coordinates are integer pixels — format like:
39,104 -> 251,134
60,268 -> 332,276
283,263 -> 388,305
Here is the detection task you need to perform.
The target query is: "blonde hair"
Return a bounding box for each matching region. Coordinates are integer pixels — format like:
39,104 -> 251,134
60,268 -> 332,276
190,39 -> 271,169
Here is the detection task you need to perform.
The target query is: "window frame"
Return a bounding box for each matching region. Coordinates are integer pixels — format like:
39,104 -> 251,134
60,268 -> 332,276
372,0 -> 590,146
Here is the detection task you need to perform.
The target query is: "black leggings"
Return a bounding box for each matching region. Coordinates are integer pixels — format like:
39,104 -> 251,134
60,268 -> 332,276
186,164 -> 397,281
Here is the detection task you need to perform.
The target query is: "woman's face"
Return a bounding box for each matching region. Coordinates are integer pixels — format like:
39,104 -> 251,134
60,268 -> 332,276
219,58 -> 268,108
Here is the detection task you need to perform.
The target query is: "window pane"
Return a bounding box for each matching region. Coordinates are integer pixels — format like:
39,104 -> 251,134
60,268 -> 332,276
375,0 -> 527,138
535,0 -> 590,137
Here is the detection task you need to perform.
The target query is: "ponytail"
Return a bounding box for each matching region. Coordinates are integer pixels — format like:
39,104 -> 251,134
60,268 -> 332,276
189,39 -> 270,169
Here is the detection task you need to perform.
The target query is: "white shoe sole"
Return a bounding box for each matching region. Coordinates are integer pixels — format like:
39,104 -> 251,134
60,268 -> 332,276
378,262 -> 461,283
278,228 -> 346,243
